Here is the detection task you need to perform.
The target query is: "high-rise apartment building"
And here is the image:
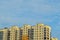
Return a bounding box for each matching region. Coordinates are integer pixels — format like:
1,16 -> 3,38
51,38 -> 58,40
0,24 -> 57,40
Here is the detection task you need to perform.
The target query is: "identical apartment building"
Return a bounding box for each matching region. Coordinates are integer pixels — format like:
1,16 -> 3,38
0,24 -> 58,40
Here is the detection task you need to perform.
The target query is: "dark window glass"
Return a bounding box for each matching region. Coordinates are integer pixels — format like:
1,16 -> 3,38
28,29 -> 34,40
0,31 -> 3,40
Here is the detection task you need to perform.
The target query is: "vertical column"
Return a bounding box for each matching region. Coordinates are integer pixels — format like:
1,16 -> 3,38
3,29 -> 8,40
44,26 -> 51,40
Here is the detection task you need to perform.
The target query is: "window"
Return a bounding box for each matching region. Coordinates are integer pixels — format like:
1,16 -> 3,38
0,31 -> 3,40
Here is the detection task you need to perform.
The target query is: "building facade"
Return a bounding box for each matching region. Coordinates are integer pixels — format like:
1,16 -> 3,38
0,24 -> 57,40
51,38 -> 58,40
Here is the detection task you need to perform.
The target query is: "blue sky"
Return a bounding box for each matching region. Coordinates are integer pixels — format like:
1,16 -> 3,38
0,0 -> 60,39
